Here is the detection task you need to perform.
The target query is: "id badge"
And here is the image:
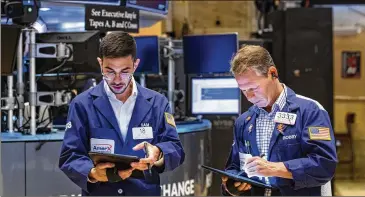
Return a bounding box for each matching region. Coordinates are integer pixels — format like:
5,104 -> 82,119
274,112 -> 297,125
132,127 -> 153,140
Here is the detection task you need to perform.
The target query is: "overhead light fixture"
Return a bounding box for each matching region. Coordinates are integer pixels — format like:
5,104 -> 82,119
40,7 -> 51,11
61,22 -> 84,29
334,26 -> 362,36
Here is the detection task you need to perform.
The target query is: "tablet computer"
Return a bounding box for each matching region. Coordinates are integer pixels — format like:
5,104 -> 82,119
88,152 -> 144,179
89,152 -> 140,164
201,165 -> 275,189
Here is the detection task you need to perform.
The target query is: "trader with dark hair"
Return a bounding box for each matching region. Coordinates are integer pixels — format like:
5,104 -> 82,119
59,32 -> 185,196
221,45 -> 337,196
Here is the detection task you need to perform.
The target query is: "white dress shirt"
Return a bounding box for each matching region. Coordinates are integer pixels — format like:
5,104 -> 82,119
104,78 -> 138,141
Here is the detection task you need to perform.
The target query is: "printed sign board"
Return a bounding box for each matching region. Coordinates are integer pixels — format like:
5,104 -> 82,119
85,5 -> 139,33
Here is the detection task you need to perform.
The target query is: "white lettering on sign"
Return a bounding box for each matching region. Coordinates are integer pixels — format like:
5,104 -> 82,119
91,8 -> 101,16
86,7 -> 139,32
124,11 -> 137,20
127,21 -> 138,29
161,179 -> 195,196
89,19 -> 104,29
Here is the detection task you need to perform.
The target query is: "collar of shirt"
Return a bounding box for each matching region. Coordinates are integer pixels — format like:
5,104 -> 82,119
103,77 -> 138,103
254,83 -> 287,115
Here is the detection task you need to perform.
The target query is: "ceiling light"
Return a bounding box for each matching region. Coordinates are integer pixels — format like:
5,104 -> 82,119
40,7 -> 51,11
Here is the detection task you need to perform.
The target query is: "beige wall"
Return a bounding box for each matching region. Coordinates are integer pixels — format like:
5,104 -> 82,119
171,1 -> 257,39
133,2 -> 257,39
334,33 -> 365,179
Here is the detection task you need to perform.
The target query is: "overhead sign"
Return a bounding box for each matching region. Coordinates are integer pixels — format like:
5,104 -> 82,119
85,5 -> 139,33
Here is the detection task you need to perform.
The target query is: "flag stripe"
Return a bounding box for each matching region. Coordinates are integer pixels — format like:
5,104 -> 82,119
309,127 -> 331,140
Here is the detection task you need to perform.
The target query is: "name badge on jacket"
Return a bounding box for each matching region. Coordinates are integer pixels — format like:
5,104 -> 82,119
132,127 -> 153,140
90,138 -> 115,154
274,112 -> 297,125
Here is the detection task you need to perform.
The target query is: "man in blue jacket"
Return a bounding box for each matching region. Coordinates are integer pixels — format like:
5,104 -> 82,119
59,32 -> 185,196
222,45 -> 337,196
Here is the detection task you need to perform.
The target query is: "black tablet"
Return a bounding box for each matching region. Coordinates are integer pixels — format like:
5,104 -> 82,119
88,152 -> 144,179
201,165 -> 275,189
89,152 -> 140,165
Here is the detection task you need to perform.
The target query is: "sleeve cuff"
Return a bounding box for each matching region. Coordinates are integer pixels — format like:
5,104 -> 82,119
152,145 -> 165,173
87,169 -> 98,183
87,177 -> 98,183
283,160 -> 307,189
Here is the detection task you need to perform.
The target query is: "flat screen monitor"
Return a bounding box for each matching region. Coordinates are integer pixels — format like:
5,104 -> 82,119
191,77 -> 240,115
134,36 -> 160,74
44,0 -> 120,5
183,33 -> 238,74
1,24 -> 21,75
310,0 -> 364,4
126,0 -> 168,15
35,31 -> 101,75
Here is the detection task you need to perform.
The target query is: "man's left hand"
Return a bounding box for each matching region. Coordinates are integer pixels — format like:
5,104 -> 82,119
131,142 -> 162,171
245,157 -> 294,179
244,156 -> 277,177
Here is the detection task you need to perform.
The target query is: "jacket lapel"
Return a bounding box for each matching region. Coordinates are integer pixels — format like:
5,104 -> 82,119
245,112 -> 260,156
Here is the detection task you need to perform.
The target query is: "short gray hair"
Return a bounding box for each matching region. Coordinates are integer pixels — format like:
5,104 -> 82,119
230,45 -> 275,76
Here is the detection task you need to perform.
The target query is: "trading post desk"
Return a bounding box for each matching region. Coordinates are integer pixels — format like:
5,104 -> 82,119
1,119 -> 212,196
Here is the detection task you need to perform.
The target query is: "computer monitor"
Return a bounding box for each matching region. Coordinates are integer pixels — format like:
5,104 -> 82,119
183,33 -> 238,74
35,31 -> 101,75
134,36 -> 160,74
126,0 -> 168,15
1,24 -> 21,76
190,77 -> 240,115
46,0 -> 120,5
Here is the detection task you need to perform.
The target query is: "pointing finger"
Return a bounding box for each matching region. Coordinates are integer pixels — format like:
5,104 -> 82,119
132,142 -> 147,151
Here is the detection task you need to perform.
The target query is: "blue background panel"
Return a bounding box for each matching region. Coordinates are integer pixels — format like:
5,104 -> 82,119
183,33 -> 238,74
134,36 -> 160,74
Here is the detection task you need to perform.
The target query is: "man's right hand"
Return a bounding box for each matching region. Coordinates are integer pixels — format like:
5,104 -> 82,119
222,176 -> 252,192
88,162 -> 115,182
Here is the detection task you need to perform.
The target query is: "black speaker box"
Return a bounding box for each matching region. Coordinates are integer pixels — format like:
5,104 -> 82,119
269,8 -> 333,122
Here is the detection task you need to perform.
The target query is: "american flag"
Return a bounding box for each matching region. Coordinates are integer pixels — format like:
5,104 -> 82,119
309,127 -> 331,140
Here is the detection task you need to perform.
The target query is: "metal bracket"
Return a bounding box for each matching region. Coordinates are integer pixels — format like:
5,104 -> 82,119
163,40 -> 183,59
1,97 -> 16,111
35,43 -> 73,61
36,91 -> 72,107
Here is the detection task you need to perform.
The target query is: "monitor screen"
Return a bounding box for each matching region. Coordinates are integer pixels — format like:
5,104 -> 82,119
126,0 -> 168,15
1,24 -> 21,76
183,33 -> 238,74
36,31 -> 100,75
134,36 -> 160,74
191,77 -> 240,115
46,0 -> 120,5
